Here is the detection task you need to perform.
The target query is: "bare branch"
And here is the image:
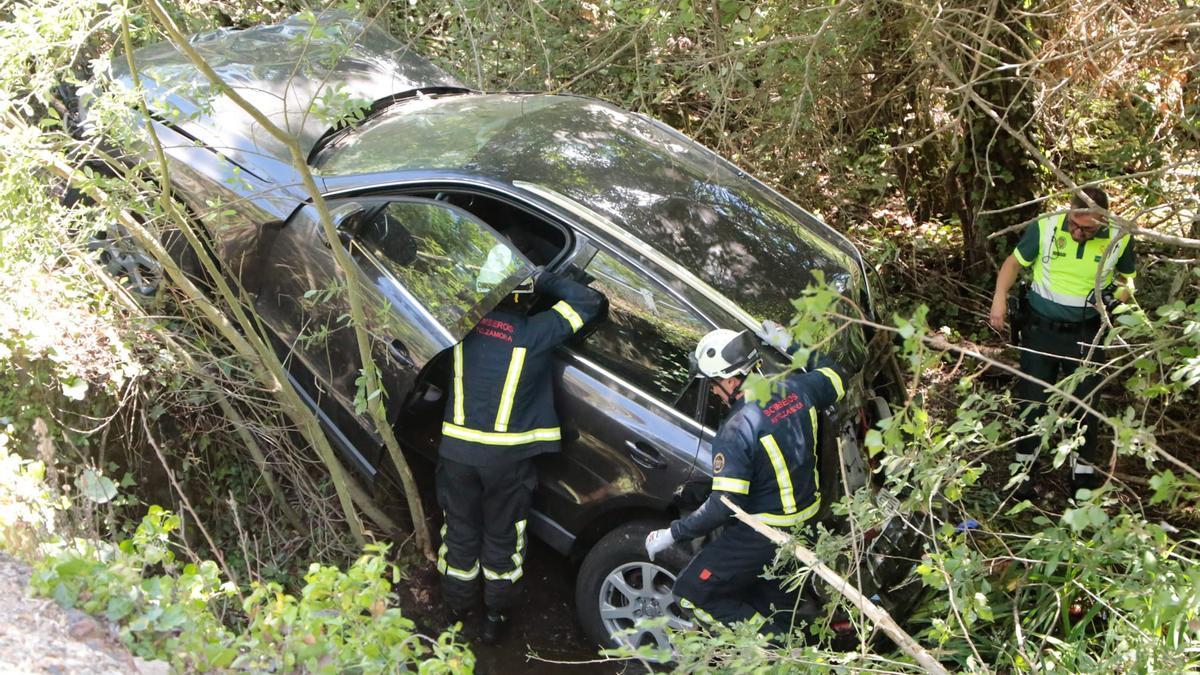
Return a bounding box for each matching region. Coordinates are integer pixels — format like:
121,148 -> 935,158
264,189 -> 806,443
720,496 -> 950,675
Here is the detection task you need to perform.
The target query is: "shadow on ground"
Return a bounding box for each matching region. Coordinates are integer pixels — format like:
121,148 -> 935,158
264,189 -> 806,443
388,455 -> 629,674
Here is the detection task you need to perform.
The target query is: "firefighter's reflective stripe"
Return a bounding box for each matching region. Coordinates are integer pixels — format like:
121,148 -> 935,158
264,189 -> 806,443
761,434 -> 796,514
712,477 -> 750,494
809,408 -> 819,448
680,598 -> 719,625
452,343 -> 465,425
494,347 -> 527,432
817,367 -> 844,401
442,422 -> 561,445
1031,214 -> 1132,308
437,553 -> 479,580
511,519 -> 527,567
754,502 -> 818,527
552,300 -> 585,332
437,524 -> 479,581
809,407 -> 822,506
483,566 -> 524,582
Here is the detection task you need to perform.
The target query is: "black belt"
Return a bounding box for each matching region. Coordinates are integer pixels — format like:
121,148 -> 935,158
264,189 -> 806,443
1027,313 -> 1101,334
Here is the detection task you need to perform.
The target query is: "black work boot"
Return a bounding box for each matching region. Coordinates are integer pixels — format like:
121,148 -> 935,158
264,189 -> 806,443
1069,469 -> 1104,497
1012,452 -> 1045,501
446,604 -> 477,628
480,611 -> 508,644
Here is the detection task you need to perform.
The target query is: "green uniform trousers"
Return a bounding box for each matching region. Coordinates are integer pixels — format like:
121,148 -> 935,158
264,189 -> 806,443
1015,315 -> 1104,468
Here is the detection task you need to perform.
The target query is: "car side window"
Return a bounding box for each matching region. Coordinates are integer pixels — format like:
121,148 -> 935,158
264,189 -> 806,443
350,200 -> 532,336
573,249 -> 709,408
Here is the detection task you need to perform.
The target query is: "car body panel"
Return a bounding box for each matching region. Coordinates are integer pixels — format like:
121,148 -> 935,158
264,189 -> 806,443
109,11 -> 465,183
531,351 -> 711,542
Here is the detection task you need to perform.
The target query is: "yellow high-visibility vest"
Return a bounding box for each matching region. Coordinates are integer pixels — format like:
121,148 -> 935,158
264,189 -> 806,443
1021,214 -> 1131,308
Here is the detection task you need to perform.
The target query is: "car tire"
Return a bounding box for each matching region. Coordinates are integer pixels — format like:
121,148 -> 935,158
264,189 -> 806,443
575,519 -> 695,654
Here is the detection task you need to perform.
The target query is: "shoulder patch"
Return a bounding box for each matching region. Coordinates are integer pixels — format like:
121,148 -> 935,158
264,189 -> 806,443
712,452 -> 725,473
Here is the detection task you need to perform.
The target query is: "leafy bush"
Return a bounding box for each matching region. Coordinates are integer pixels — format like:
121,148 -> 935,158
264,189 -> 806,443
625,278 -> 1200,672
32,506 -> 473,673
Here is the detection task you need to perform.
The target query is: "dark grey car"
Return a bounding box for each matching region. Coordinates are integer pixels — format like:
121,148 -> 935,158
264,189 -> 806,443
90,12 -> 909,651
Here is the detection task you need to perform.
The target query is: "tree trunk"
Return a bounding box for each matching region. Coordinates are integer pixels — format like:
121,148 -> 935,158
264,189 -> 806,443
950,0 -> 1042,271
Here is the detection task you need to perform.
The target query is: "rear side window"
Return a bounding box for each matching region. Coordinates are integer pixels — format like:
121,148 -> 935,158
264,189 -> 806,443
574,249 -> 709,407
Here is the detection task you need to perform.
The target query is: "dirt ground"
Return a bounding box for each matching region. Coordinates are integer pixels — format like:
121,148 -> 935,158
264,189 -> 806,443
390,456 -> 631,675
0,551 -> 167,675
396,539 -> 631,675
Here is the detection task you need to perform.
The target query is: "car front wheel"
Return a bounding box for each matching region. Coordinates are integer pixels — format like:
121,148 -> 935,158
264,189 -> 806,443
575,520 -> 695,654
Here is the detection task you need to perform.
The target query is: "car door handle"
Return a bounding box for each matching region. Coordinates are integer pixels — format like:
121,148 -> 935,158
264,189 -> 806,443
387,338 -> 415,368
625,440 -> 668,470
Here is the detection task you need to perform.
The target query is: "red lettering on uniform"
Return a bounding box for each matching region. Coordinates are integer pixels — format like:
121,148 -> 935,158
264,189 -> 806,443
699,568 -> 712,581
762,393 -> 798,417
478,317 -> 514,333
768,395 -> 805,423
474,327 -> 513,342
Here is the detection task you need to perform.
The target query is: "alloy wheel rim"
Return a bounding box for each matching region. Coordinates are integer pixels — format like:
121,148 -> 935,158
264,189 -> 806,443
597,560 -> 692,656
88,224 -> 163,296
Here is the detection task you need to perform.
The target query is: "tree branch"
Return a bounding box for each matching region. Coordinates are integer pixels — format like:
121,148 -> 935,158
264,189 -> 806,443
719,496 -> 950,675
142,0 -> 433,558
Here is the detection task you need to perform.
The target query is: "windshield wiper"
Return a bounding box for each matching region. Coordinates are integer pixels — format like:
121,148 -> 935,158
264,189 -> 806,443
307,86 -> 474,166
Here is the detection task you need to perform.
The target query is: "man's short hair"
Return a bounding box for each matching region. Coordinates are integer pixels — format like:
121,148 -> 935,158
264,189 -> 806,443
1070,186 -> 1109,212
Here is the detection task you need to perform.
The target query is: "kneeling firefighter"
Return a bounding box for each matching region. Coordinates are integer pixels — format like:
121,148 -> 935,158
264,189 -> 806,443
645,322 -> 847,636
436,248 -> 604,643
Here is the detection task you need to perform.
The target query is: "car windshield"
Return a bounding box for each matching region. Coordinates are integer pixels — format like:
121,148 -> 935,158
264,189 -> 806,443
315,95 -> 561,174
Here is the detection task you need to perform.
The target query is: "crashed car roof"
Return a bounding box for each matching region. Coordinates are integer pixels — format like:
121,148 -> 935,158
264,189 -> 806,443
108,11 -> 465,176
315,92 -> 865,328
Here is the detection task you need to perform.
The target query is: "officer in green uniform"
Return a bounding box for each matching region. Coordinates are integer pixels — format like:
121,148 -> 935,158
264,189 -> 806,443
989,187 -> 1135,496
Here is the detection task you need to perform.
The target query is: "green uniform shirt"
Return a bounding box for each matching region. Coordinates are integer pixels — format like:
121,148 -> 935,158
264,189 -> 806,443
1013,213 -> 1136,323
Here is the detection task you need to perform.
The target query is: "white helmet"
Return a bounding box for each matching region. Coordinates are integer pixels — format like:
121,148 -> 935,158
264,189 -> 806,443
475,244 -> 517,293
475,244 -> 537,295
693,329 -> 760,379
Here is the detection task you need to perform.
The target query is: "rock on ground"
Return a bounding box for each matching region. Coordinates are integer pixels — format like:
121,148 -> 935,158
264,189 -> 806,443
0,551 -> 166,674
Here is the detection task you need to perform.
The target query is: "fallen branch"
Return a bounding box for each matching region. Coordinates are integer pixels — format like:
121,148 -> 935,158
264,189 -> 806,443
719,496 -> 949,675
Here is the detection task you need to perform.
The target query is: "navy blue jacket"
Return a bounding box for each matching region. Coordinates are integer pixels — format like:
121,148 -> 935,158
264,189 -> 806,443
439,272 -> 604,466
671,355 -> 847,540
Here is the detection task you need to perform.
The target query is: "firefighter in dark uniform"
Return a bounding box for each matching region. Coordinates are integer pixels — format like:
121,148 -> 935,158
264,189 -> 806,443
645,323 -> 846,636
435,253 -> 603,643
989,186 -> 1136,495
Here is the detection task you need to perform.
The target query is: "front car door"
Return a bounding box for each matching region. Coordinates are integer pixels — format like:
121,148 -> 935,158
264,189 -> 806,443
533,243 -> 717,542
254,197 -> 532,478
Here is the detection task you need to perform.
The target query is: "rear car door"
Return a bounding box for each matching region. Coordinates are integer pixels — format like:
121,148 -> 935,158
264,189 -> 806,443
254,197 -> 532,478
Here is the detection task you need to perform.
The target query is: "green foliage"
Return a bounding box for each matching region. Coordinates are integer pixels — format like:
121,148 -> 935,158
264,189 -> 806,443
32,507 -> 474,673
636,269 -> 1200,671
0,430 -> 69,555
2,0 -> 1197,671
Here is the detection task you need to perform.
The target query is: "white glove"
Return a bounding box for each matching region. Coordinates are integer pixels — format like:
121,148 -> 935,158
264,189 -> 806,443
644,528 -> 675,561
761,319 -> 791,352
